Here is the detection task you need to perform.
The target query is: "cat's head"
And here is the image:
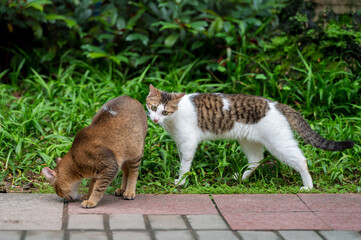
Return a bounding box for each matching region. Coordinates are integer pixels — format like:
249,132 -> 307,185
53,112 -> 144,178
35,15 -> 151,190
42,157 -> 79,201
146,84 -> 185,124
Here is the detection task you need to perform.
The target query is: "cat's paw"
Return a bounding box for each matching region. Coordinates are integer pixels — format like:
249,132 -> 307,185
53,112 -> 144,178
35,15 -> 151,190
123,191 -> 136,200
174,178 -> 186,186
81,200 -> 97,208
81,194 -> 89,201
114,188 -> 124,197
300,186 -> 312,191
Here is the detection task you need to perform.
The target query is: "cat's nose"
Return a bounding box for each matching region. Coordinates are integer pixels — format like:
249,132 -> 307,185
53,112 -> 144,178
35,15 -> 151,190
154,118 -> 159,123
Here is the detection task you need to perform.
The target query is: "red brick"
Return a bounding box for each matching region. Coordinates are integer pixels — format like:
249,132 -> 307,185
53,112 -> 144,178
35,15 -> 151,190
213,194 -> 309,212
68,194 -> 217,215
316,212 -> 361,231
220,212 -> 330,230
297,194 -> 361,213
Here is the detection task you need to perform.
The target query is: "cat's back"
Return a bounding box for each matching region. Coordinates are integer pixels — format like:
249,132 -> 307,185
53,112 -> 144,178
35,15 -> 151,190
189,93 -> 270,135
92,96 -> 146,127
72,96 -> 147,157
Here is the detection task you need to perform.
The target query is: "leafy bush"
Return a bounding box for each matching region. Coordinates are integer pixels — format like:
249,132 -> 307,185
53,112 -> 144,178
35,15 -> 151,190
0,0 -> 286,72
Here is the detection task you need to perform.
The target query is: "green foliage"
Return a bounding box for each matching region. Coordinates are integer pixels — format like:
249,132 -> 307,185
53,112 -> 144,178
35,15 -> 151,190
1,0 -> 286,72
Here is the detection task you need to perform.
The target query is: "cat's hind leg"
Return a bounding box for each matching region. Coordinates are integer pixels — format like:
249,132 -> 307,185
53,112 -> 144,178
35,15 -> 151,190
120,158 -> 141,200
175,141 -> 199,186
239,140 -> 264,181
263,138 -> 313,190
115,164 -> 129,197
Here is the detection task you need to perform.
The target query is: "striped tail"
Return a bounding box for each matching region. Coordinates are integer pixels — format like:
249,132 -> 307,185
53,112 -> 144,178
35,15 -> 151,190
276,103 -> 354,151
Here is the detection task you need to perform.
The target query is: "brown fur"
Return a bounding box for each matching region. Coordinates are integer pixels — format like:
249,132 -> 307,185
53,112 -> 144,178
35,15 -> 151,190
42,96 -> 147,208
191,93 -> 270,134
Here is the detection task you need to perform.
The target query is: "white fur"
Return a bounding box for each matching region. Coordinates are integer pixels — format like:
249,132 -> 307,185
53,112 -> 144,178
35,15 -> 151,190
222,97 -> 230,111
150,94 -> 313,190
103,106 -> 117,116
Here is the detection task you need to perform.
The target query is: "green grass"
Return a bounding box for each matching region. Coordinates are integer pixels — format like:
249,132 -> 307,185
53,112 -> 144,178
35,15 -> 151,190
0,56 -> 360,194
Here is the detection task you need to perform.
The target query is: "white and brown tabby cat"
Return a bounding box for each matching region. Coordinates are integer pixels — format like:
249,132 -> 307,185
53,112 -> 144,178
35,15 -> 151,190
146,84 -> 354,190
42,96 -> 147,208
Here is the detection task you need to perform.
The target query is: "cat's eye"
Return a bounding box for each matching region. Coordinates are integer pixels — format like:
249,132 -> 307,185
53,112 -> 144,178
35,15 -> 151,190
151,105 -> 157,111
162,110 -> 169,116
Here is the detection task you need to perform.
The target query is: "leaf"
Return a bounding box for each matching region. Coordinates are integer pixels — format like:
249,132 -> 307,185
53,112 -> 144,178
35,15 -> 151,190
45,14 -> 76,28
164,34 -> 179,47
208,17 -> 223,38
255,74 -> 267,80
152,21 -> 180,31
87,52 -> 108,59
32,24 -> 43,39
191,41 -> 203,51
81,44 -> 105,53
125,33 -> 149,45
25,0 -> 52,12
189,21 -> 208,31
135,55 -> 153,66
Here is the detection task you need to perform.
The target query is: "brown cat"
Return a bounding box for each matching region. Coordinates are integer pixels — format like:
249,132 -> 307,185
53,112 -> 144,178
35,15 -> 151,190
42,96 -> 148,208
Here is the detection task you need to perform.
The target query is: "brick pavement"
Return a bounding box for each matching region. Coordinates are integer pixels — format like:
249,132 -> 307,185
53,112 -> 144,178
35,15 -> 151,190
1,193 -> 361,240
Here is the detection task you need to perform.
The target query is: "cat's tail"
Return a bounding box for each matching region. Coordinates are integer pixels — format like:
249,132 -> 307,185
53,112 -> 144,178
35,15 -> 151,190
276,103 -> 354,151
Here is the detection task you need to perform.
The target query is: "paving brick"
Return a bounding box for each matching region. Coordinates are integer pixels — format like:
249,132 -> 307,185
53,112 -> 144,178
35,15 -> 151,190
298,194 -> 361,213
187,215 -> 228,230
68,214 -> 104,230
24,230 -> 63,240
213,194 -> 309,212
238,231 -> 280,240
69,231 -> 107,240
0,230 -> 22,240
112,231 -> 151,240
109,214 -> 146,230
316,212 -> 361,230
196,230 -> 238,240
154,230 -> 194,240
0,194 -> 63,230
220,212 -> 330,230
279,231 -> 322,240
319,231 -> 361,240
148,215 -> 187,230
68,194 -> 217,215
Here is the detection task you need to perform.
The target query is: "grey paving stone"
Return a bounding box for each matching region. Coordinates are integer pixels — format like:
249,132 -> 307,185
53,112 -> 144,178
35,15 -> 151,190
196,230 -> 238,240
148,215 -> 187,230
0,230 -> 22,240
69,231 -> 107,240
238,231 -> 280,240
154,230 -> 194,240
0,194 -> 63,230
25,230 -> 63,240
109,214 -> 146,230
68,214 -> 104,230
279,231 -> 322,240
319,231 -> 361,240
187,215 -> 228,230
113,231 -> 151,240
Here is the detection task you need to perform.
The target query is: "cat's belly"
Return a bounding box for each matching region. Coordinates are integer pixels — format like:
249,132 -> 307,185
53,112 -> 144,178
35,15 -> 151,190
200,122 -> 260,142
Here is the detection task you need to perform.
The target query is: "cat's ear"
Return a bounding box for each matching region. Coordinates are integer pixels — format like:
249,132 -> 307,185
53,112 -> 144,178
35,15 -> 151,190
55,157 -> 62,165
42,167 -> 56,182
175,92 -> 186,99
148,84 -> 160,97
169,93 -> 186,108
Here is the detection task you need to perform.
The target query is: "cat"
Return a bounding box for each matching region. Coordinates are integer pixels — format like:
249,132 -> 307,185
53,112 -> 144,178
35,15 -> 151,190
146,84 -> 354,190
42,96 -> 148,208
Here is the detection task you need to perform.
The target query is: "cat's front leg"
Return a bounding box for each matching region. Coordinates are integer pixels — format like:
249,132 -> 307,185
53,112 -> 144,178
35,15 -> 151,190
81,164 -> 119,208
175,141 -> 198,186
